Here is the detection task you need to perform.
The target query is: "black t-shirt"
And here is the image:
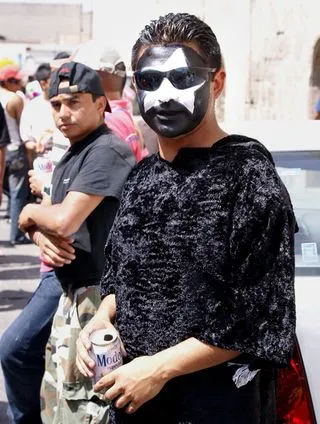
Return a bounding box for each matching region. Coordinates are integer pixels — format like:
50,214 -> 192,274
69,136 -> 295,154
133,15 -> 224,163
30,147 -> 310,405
0,103 -> 10,148
52,124 -> 135,289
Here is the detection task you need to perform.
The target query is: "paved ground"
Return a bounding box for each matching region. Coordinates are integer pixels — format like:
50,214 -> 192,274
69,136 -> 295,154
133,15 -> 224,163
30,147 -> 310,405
0,199 -> 40,424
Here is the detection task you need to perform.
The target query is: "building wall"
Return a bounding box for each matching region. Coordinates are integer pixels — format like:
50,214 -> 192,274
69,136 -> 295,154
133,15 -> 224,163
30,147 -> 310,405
95,0 -> 320,120
0,3 -> 92,44
1,1 -> 318,119
246,0 -> 320,120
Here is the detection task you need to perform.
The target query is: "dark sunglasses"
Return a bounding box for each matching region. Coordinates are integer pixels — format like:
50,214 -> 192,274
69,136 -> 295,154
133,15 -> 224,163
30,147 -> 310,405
134,66 -> 216,92
7,78 -> 21,84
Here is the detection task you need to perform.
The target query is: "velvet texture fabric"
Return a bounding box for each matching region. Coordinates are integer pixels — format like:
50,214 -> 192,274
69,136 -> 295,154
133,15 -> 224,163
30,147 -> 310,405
100,135 -> 296,421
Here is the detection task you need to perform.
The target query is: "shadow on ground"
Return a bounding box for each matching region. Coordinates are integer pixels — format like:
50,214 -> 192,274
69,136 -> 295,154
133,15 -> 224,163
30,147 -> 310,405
0,290 -> 33,312
0,241 -> 12,248
0,255 -> 40,266
0,267 -> 40,280
0,401 -> 8,424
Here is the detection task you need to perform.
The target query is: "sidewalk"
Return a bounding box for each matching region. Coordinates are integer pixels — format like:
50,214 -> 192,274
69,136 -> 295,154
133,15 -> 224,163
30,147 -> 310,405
0,199 -> 40,424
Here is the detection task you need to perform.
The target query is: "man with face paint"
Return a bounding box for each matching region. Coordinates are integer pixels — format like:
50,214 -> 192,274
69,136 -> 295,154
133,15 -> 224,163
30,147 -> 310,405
135,44 -> 213,139
76,13 -> 297,424
135,45 -> 215,138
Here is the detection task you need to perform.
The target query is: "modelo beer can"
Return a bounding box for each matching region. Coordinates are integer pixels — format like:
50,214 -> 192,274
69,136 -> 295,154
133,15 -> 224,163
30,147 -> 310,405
33,155 -> 53,174
33,156 -> 53,195
90,329 -> 123,384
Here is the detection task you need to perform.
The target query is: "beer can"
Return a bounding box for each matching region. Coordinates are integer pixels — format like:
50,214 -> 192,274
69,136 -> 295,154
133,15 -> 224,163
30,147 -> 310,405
33,156 -> 53,195
33,156 -> 53,174
90,329 -> 123,384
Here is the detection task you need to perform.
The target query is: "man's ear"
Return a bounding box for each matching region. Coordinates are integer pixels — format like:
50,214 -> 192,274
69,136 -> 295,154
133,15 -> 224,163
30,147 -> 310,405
131,74 -> 137,92
213,69 -> 226,99
96,95 -> 107,115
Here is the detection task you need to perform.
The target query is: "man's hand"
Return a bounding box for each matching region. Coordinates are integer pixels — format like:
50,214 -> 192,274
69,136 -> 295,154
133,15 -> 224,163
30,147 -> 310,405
92,336 -> 241,415
37,232 -> 75,267
94,356 -> 167,415
24,140 -> 37,152
36,130 -> 53,153
76,318 -> 124,378
28,169 -> 43,196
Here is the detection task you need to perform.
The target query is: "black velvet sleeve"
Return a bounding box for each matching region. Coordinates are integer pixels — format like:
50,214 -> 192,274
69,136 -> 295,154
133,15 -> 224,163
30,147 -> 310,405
199,155 -> 296,367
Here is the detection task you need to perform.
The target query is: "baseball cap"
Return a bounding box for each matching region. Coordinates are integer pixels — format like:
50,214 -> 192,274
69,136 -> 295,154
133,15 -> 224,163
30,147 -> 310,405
48,61 -> 111,112
0,65 -> 23,82
72,40 -> 126,77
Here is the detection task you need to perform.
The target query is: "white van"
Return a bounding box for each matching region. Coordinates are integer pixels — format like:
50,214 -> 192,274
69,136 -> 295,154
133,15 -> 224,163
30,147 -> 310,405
221,120 -> 320,423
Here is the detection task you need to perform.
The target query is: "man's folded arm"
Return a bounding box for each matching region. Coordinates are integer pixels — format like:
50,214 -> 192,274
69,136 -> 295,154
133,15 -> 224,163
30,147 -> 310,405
19,191 -> 104,237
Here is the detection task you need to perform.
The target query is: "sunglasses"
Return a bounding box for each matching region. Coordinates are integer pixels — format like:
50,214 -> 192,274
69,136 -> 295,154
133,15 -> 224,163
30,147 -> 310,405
7,78 -> 21,84
134,66 -> 216,92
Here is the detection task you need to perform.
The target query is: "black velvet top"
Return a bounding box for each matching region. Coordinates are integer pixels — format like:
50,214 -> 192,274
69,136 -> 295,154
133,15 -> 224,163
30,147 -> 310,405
101,134 -> 296,369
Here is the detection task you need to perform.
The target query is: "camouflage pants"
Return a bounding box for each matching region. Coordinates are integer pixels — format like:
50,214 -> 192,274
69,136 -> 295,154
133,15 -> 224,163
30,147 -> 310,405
40,285 -> 110,424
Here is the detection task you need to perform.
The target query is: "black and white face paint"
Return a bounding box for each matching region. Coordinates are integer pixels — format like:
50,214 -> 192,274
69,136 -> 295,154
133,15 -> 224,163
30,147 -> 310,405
135,45 -> 213,138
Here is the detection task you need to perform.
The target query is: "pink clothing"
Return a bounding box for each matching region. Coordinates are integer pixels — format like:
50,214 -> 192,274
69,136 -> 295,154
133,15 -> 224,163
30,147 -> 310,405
105,99 -> 145,162
40,256 -> 52,273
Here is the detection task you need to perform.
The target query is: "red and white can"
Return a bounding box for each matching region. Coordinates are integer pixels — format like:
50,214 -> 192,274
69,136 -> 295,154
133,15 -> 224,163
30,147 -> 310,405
90,329 -> 123,384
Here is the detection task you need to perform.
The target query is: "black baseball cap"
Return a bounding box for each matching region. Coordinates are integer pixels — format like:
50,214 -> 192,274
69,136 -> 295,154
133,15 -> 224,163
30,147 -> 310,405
48,61 -> 111,112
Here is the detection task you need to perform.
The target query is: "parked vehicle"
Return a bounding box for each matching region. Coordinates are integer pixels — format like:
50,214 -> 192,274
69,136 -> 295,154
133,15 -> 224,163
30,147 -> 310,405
222,121 -> 320,423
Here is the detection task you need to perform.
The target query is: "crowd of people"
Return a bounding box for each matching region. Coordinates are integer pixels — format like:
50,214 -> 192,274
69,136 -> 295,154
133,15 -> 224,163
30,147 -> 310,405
0,42 -> 148,246
0,12 -> 297,424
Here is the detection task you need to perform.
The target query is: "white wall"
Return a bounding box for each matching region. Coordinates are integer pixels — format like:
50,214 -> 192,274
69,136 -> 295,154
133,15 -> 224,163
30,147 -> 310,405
92,0 -> 210,68
0,3 -> 92,44
92,0 -> 251,120
92,0 -> 320,120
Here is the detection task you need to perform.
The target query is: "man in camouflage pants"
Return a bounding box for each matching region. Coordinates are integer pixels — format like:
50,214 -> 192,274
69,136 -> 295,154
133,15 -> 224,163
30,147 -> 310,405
19,61 -> 135,423
42,287 -> 109,423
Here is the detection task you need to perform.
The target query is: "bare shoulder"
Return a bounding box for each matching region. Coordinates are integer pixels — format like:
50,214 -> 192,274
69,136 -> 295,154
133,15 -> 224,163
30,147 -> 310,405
6,93 -> 24,119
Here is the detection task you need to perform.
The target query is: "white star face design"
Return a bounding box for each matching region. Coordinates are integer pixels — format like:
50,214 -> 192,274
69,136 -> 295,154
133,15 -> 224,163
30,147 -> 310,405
141,48 -> 205,114
136,45 -> 211,138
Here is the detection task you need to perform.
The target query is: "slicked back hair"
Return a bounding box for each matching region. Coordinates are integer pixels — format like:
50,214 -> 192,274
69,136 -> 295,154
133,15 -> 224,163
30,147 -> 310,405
131,13 -> 222,71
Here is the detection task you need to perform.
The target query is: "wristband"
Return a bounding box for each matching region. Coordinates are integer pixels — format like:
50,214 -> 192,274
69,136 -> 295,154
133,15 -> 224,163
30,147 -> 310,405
41,183 -> 52,197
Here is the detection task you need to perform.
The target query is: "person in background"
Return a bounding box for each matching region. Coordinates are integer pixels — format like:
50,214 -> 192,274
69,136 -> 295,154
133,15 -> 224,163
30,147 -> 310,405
20,63 -> 53,163
20,53 -> 71,166
49,50 -> 70,72
0,64 -> 29,245
135,117 -> 159,155
17,61 -> 135,424
314,98 -> 320,120
21,59 -> 71,186
0,102 -> 9,205
52,51 -> 70,61
0,55 -> 71,424
76,13 -> 297,424
0,64 -> 24,94
72,40 -> 147,161
0,102 -> 10,255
